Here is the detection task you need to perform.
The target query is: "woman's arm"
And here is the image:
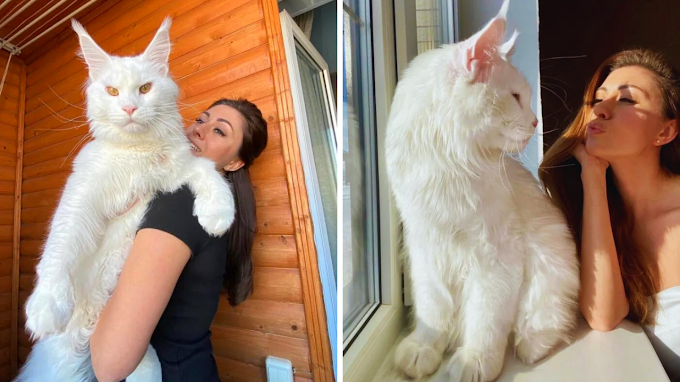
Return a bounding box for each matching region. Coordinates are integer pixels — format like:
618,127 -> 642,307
90,228 -> 191,382
575,144 -> 629,331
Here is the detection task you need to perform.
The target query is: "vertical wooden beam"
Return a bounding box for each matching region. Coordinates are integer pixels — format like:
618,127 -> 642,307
261,0 -> 334,381
11,57 -> 26,377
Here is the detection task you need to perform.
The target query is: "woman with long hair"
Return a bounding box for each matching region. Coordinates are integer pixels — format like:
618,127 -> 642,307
89,98 -> 268,382
540,49 -> 680,380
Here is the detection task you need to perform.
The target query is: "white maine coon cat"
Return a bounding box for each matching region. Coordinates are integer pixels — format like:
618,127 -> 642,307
15,18 -> 234,382
386,1 -> 580,381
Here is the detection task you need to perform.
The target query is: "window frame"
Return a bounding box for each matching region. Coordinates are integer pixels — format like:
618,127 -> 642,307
279,9 -> 339,377
342,0 -> 406,380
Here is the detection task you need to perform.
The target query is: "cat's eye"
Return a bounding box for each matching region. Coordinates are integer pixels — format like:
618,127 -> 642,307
512,93 -> 521,102
106,86 -> 119,96
139,83 -> 152,94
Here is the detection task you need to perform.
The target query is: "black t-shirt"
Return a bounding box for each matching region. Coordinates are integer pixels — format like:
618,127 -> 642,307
138,185 -> 227,382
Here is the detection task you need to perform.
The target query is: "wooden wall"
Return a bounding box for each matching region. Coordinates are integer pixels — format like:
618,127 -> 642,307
14,0 -> 333,380
0,51 -> 21,382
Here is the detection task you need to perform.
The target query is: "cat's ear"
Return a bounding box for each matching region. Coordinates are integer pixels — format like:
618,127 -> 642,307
72,19 -> 111,80
143,17 -> 172,76
463,0 -> 509,83
500,30 -> 519,61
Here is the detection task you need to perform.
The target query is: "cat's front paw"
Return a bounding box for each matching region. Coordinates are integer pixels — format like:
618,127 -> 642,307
446,348 -> 484,382
193,190 -> 235,236
515,328 -> 563,364
25,282 -> 74,339
394,336 -> 443,378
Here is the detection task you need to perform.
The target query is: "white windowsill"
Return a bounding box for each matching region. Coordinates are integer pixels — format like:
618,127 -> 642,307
344,304 -> 406,382
373,315 -> 670,382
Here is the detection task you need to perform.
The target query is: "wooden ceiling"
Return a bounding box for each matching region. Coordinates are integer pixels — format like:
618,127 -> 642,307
0,0 -> 112,62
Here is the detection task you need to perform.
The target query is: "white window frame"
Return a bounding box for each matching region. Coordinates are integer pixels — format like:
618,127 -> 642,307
279,9 -> 339,377
342,0 -> 406,380
344,0 -> 461,379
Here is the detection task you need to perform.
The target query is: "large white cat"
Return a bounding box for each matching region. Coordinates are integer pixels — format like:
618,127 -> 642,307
386,1 -> 580,381
15,18 -> 234,382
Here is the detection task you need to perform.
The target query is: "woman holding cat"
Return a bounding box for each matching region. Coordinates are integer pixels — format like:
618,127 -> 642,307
89,98 -> 268,382
540,49 -> 680,380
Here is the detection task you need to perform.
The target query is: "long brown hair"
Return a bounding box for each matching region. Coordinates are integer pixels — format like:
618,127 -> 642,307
210,98 -> 268,306
539,49 -> 680,325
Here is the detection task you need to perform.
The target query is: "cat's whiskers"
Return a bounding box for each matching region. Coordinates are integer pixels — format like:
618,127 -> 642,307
47,84 -> 87,110
541,84 -> 571,113
35,121 -> 90,132
147,118 -> 188,147
62,131 -> 93,167
537,163 -> 578,172
38,98 -> 88,124
540,54 -> 587,62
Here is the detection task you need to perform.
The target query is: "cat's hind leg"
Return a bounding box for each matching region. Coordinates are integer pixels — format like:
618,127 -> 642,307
513,217 -> 579,364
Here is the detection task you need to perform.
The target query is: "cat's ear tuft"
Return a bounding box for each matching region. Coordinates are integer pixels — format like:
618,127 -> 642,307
462,0 -> 510,83
464,17 -> 505,83
143,17 -> 173,76
500,30 -> 519,61
72,19 -> 111,80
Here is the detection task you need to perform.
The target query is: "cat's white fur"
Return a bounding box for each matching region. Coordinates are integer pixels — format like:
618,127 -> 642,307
386,1 -> 580,381
15,18 -> 235,382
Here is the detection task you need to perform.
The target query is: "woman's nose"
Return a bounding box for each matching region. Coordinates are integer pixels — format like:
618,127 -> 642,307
194,125 -> 205,139
592,100 -> 611,120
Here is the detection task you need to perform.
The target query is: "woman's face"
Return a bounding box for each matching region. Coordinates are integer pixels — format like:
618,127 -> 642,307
585,66 -> 676,160
185,104 -> 246,172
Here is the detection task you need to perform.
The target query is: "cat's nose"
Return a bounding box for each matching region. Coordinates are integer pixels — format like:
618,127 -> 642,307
532,119 -> 538,128
122,105 -> 138,116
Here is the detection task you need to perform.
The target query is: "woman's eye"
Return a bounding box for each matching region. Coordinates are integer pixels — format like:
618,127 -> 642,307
619,98 -> 636,103
590,99 -> 602,106
213,128 -> 225,136
512,93 -> 521,102
195,118 -> 203,124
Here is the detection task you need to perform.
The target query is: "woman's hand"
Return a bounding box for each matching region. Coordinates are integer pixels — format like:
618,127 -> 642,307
573,143 -> 609,182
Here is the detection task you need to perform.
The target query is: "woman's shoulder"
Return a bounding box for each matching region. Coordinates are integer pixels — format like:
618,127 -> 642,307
140,185 -> 210,253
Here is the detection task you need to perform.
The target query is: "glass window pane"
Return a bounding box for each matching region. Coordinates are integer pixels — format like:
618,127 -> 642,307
416,0 -> 454,53
342,4 -> 380,344
295,43 -> 338,279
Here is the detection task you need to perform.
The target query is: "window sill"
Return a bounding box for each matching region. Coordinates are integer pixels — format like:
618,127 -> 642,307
343,304 -> 406,382
373,315 -> 669,382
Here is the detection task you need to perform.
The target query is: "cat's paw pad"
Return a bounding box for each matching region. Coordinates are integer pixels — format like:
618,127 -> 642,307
194,194 -> 235,236
515,329 -> 562,364
25,284 -> 74,339
394,337 -> 442,378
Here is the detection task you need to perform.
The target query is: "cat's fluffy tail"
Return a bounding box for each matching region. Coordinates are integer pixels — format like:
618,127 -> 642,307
14,334 -> 94,382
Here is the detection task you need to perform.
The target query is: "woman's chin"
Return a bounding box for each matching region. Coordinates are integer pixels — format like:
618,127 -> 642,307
584,139 -> 609,159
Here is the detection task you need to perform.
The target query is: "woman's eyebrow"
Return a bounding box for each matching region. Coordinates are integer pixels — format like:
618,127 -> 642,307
217,118 -> 234,132
596,84 -> 649,95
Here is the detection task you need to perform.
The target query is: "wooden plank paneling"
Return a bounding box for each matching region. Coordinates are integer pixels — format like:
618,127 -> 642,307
211,325 -> 310,376
15,0 -> 327,380
0,51 -> 23,380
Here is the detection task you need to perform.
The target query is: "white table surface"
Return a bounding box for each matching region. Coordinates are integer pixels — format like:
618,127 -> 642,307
374,317 -> 670,382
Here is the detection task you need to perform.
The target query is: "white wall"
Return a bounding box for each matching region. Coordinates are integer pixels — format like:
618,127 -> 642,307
459,0 -> 542,178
